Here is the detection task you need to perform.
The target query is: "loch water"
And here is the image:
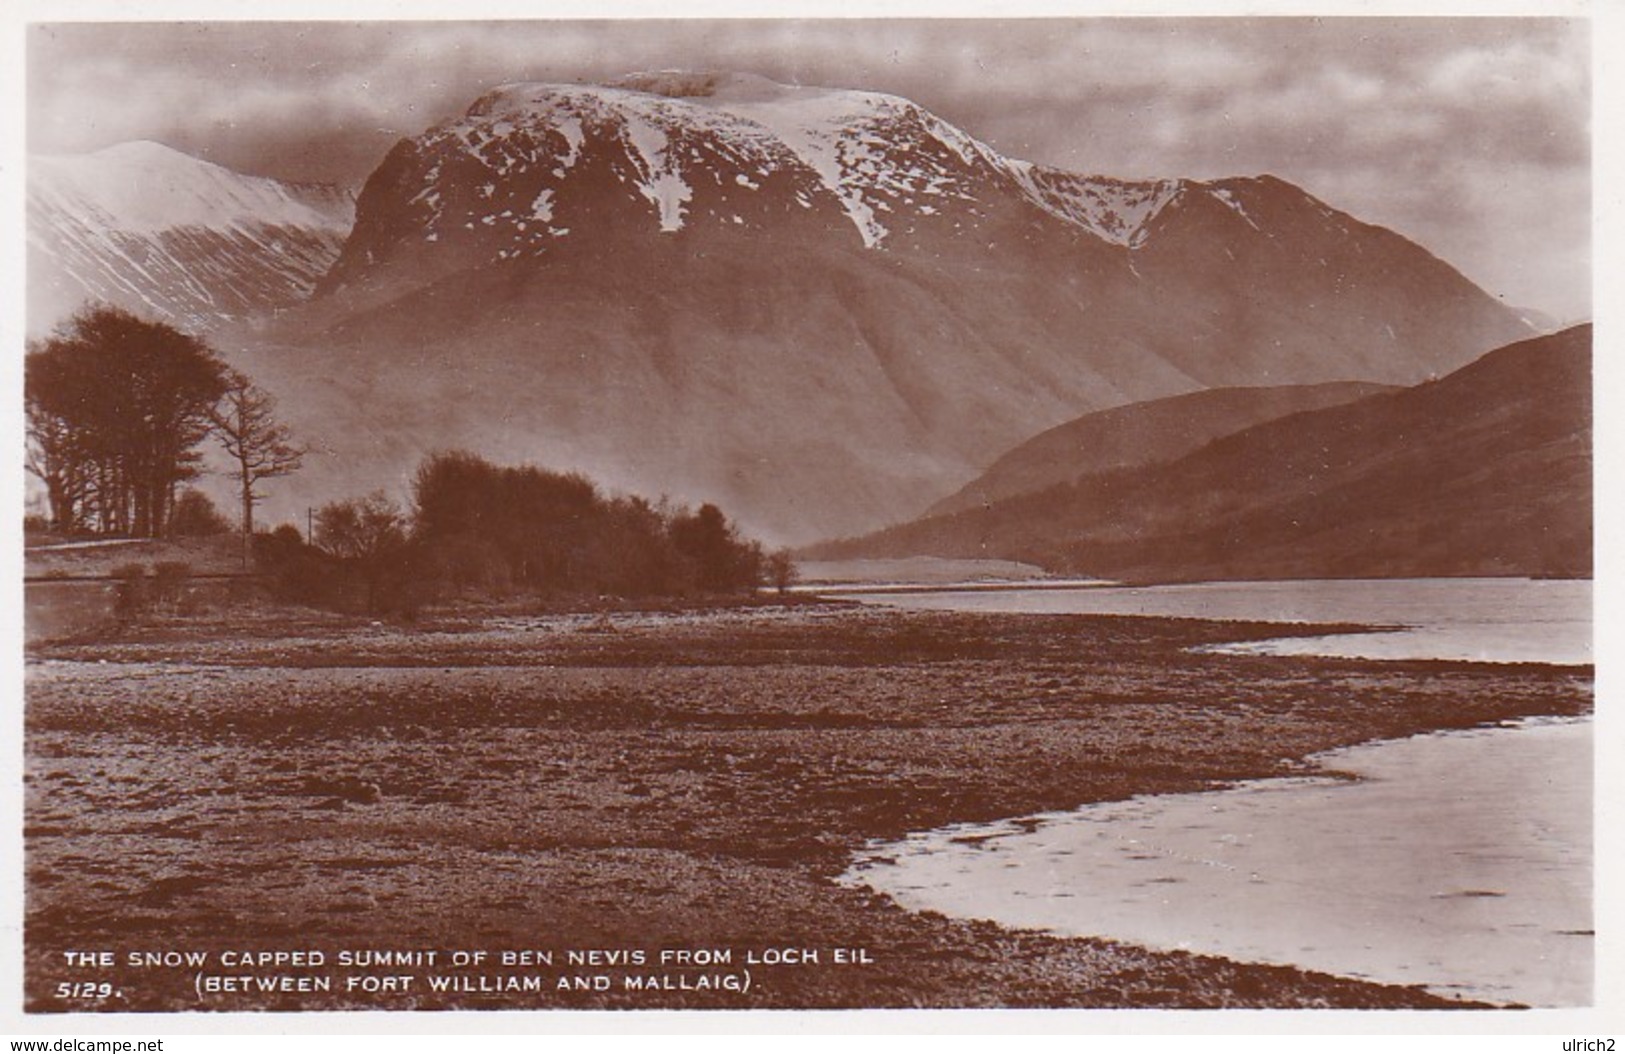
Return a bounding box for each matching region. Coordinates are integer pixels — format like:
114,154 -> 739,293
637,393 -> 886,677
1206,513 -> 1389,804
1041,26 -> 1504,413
834,577 -> 1594,1005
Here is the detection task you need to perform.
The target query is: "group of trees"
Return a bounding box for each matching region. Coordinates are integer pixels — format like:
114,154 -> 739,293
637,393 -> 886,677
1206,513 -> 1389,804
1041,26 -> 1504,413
25,307 -> 301,557
259,451 -> 788,614
410,451 -> 767,597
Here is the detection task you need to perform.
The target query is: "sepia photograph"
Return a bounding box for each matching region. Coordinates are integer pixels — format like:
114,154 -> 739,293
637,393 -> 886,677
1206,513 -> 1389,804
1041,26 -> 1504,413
7,1 -> 1611,1032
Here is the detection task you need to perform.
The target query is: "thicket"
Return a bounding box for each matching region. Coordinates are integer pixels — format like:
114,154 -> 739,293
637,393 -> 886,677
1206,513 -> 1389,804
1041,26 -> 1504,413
256,451 -> 779,614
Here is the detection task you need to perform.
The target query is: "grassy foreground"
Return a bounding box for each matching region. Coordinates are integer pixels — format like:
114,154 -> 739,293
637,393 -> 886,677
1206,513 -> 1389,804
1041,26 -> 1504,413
23,602 -> 1591,1012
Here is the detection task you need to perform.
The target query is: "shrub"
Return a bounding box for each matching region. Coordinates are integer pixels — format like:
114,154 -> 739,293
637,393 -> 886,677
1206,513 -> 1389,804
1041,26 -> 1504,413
766,549 -> 799,594
110,562 -> 150,620
669,504 -> 763,594
151,561 -> 193,613
254,527 -> 339,607
169,489 -> 232,536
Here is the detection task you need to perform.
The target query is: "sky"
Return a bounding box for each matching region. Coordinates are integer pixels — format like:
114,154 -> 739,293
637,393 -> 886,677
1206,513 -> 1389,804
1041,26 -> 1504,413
25,15 -> 1591,320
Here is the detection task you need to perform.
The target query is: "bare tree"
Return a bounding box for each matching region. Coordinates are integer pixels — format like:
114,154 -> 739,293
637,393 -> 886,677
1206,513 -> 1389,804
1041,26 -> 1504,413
314,492 -> 409,613
211,369 -> 304,569
314,491 -> 407,562
766,548 -> 799,595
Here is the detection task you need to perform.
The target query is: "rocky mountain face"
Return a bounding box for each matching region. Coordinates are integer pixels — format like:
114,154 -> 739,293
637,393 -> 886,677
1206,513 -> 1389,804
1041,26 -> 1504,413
33,75 -> 1538,543
816,326 -> 1592,583
27,140 -> 354,336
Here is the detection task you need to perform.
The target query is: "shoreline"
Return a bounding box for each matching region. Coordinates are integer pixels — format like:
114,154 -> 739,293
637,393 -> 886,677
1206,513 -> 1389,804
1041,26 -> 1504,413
842,714 -> 1594,1007
23,601 -> 1593,1011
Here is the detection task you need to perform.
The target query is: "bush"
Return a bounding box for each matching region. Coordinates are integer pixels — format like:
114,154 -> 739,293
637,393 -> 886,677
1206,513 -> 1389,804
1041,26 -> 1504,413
110,562 -> 150,620
421,533 -> 514,596
368,542 -> 437,620
254,524 -> 307,570
766,549 -> 799,594
254,527 -> 338,607
669,503 -> 762,593
169,489 -> 232,536
110,561 -> 198,618
253,518 -> 435,617
152,561 -> 193,613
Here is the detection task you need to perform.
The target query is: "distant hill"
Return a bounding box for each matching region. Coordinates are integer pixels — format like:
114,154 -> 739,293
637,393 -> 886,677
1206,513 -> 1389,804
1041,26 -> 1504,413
926,381 -> 1395,518
28,140 -> 354,335
816,326 -> 1592,583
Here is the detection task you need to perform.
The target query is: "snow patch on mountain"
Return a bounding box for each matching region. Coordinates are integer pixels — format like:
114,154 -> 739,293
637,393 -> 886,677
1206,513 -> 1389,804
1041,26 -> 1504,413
554,117 -> 585,167
1010,163 -> 1185,247
918,108 -> 1005,171
1210,186 -> 1263,232
643,171 -> 693,232
450,74 -> 1018,250
721,87 -> 896,246
439,80 -> 795,244
31,140 -> 354,236
531,188 -> 555,223
617,111 -> 693,232
700,80 -> 1016,247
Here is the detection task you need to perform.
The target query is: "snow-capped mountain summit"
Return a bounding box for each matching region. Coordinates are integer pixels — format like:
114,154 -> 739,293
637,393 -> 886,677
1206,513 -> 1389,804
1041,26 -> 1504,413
28,140 -> 354,335
324,70 -> 1260,290
607,70 -> 1018,247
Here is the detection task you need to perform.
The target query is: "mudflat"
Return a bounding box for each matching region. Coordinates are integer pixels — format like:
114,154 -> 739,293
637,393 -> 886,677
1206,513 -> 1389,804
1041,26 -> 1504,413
23,602 -> 1591,1011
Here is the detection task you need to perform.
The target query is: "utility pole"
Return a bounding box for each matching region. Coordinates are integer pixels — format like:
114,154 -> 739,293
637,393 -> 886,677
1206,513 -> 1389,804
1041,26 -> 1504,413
307,507 -> 314,547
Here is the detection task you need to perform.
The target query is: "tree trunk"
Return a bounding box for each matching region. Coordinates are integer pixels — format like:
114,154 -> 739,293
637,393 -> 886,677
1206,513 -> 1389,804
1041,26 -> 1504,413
240,459 -> 254,572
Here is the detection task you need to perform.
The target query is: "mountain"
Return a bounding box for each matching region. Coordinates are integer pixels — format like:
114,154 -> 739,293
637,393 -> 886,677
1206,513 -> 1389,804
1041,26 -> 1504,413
27,140 -> 355,336
926,380 -> 1396,518
237,72 -> 1534,543
813,326 -> 1592,583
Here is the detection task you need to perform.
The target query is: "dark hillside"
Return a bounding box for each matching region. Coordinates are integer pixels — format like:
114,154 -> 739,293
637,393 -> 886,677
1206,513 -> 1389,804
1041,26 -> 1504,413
819,326 -> 1592,583
927,380 -> 1395,517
